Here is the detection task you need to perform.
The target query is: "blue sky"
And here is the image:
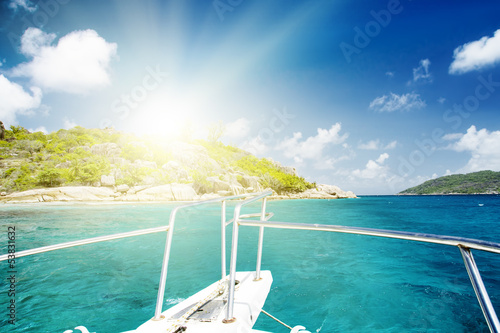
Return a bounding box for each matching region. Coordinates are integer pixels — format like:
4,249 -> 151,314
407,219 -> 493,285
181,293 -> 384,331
1,0 -> 500,194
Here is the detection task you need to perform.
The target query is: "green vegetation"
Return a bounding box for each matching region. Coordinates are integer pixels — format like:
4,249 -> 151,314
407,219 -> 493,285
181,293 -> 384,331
399,170 -> 500,195
0,125 -> 122,192
65,155 -> 111,185
197,141 -> 248,168
0,124 -> 314,195
234,155 -> 314,194
37,168 -> 63,187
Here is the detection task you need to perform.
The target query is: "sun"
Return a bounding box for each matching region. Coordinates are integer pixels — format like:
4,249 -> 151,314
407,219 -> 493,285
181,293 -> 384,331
125,89 -> 206,141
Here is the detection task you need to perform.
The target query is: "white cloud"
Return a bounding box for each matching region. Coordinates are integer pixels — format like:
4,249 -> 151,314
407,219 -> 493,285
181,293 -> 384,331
449,29 -> 500,74
0,74 -> 42,125
352,153 -> 390,179
437,97 -> 446,104
9,0 -> 36,12
276,123 -> 348,162
413,58 -> 432,83
358,139 -> 380,150
386,71 -> 394,78
358,139 -> 397,150
12,28 -> 117,94
63,117 -> 77,129
29,126 -> 48,134
444,125 -> 500,172
315,156 -> 349,170
376,152 -> 389,164
442,132 -> 462,141
225,118 -> 250,139
20,28 -> 56,56
369,92 -> 426,112
241,135 -> 270,156
385,140 -> 397,149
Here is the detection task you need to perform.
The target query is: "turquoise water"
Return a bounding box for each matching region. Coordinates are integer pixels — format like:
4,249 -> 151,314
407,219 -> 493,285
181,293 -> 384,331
1,196 -> 499,332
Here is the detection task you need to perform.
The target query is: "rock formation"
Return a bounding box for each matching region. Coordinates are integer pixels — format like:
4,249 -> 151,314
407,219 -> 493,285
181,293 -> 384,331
268,158 -> 298,176
91,143 -> 121,156
0,121 -> 5,140
0,182 -> 356,203
0,187 -> 116,203
169,142 -> 222,173
0,184 -> 200,203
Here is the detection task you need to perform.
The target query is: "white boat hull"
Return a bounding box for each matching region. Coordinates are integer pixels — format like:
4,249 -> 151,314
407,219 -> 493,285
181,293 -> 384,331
132,271 -> 273,333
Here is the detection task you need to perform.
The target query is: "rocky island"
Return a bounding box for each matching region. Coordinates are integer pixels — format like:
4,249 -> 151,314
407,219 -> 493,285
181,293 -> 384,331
0,125 -> 356,203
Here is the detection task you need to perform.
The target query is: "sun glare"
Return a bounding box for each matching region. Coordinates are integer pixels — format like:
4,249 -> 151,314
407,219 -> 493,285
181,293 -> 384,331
126,90 -> 206,141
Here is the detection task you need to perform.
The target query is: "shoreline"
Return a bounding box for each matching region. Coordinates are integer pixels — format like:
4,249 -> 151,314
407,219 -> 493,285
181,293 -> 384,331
0,184 -> 357,204
0,197 -> 349,206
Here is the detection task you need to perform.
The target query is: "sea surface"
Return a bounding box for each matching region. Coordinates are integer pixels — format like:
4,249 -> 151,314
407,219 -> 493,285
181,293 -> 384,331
0,195 -> 499,332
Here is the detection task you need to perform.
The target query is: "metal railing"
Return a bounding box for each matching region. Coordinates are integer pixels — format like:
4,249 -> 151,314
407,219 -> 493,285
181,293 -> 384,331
152,191 -> 272,320
223,191 -> 274,322
0,226 -> 170,261
224,194 -> 500,333
0,191 -> 272,323
1,191 -> 499,332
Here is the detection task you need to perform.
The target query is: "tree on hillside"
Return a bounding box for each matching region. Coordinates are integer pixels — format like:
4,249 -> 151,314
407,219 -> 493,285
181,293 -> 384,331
8,125 -> 30,140
207,121 -> 225,144
37,168 -> 63,187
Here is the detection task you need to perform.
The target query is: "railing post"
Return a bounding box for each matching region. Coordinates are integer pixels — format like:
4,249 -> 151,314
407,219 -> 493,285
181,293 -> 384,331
221,200 -> 227,280
153,209 -> 178,320
255,198 -> 267,281
459,246 -> 500,333
224,205 -> 242,323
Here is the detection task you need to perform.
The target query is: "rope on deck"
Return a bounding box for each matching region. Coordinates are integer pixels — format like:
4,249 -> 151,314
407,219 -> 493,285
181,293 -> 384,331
261,309 -> 292,330
165,280 -> 227,333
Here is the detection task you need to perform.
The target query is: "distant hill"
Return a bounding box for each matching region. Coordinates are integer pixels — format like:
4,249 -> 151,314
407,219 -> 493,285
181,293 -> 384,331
399,170 -> 500,195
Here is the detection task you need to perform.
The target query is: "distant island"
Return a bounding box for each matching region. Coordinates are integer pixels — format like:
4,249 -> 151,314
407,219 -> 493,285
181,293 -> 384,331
0,124 -> 355,203
399,170 -> 500,195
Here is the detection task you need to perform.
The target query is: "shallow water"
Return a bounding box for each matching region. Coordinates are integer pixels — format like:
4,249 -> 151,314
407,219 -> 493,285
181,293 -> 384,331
0,195 -> 499,332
